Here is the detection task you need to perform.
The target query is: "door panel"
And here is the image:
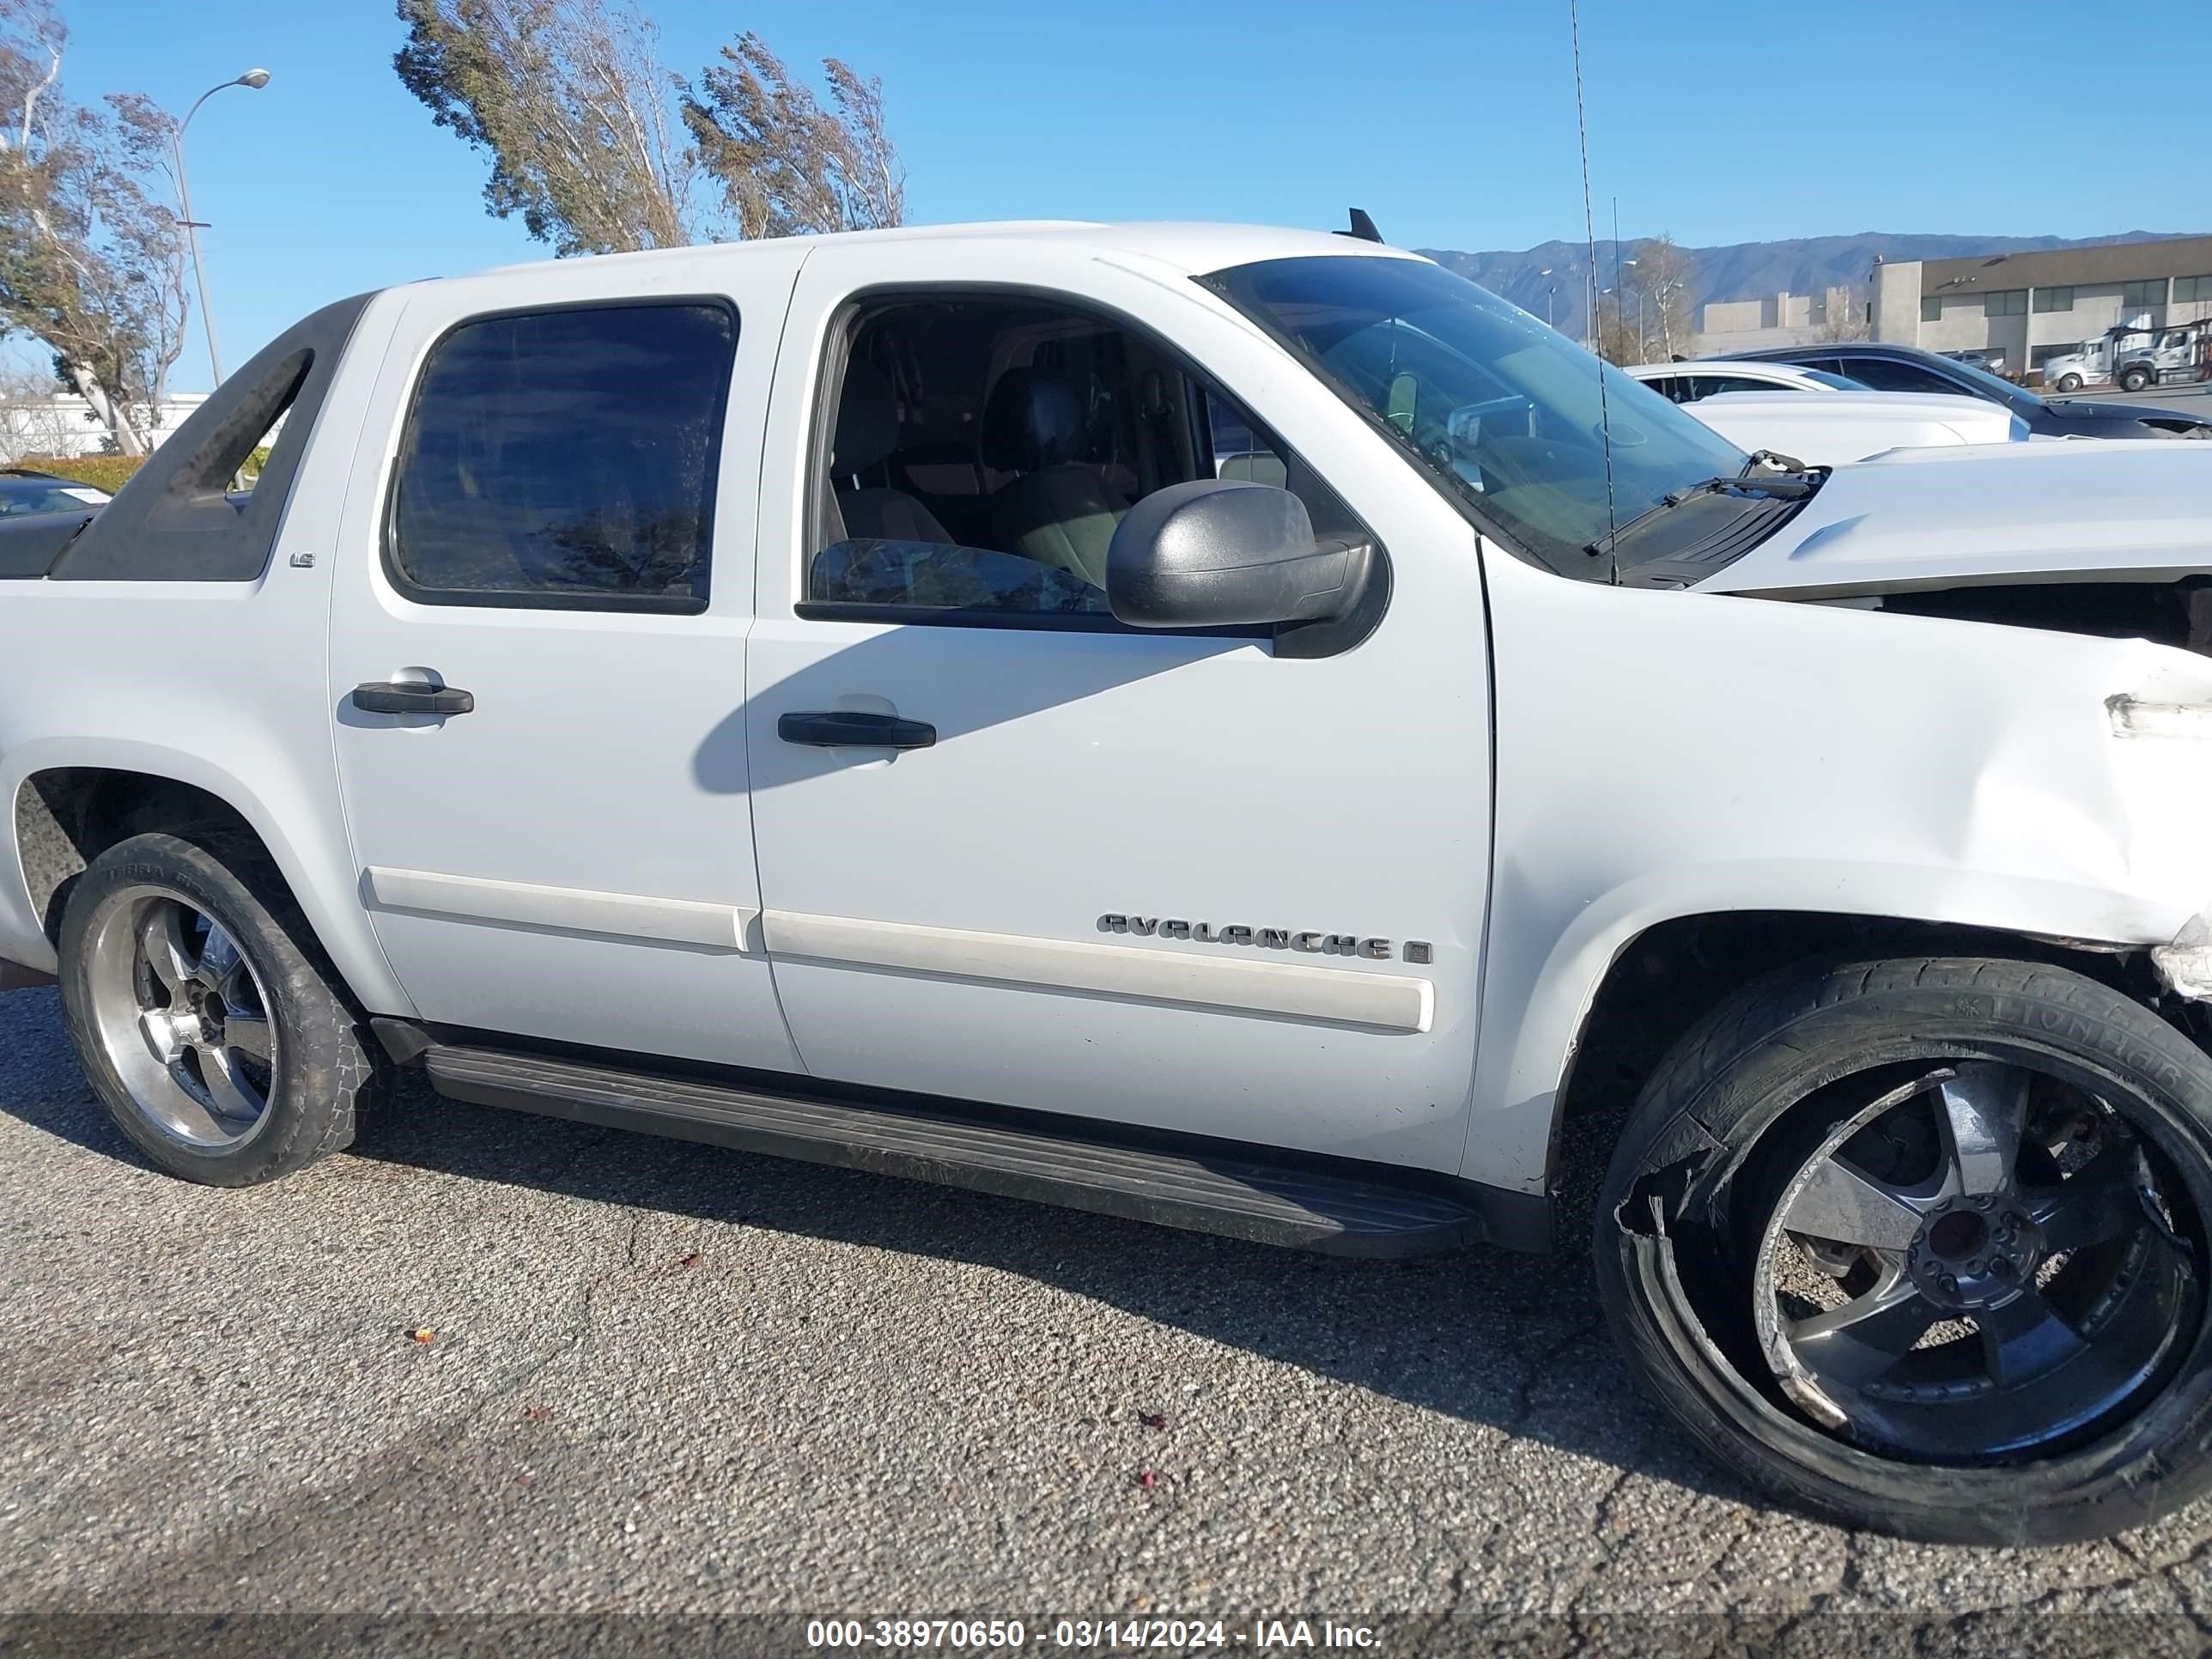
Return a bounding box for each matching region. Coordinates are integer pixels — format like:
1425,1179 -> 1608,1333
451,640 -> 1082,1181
745,243 -> 1494,1170
327,255 -> 805,1071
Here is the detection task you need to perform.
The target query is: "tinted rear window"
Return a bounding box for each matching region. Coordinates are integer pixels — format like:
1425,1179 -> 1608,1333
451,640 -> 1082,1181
387,302 -> 737,611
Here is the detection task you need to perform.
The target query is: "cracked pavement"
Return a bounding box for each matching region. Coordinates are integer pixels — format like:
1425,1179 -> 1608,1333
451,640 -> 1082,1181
4,986 -> 2212,1656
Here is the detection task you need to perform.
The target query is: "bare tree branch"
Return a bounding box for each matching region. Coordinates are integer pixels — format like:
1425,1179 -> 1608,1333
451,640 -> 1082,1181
1621,234 -> 1697,363
1816,287 -> 1870,343
0,360 -> 86,460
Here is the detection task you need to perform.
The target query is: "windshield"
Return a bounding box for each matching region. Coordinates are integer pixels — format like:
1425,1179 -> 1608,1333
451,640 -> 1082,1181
1201,255 -> 1748,576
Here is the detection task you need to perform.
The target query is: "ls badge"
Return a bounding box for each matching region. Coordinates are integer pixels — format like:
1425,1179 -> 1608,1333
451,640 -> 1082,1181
1098,914 -> 1431,966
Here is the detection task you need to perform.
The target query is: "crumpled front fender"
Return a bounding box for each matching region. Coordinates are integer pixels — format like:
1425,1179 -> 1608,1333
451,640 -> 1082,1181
1465,546 -> 2212,1195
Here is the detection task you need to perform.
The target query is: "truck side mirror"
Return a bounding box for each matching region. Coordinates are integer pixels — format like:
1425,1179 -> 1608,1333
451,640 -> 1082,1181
1105,480 -> 1372,629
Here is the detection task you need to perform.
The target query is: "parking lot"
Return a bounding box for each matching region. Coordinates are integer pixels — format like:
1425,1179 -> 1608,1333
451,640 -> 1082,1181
3,986 -> 2211,1656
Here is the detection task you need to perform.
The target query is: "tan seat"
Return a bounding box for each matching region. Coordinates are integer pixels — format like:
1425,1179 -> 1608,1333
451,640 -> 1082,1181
981,368 -> 1127,589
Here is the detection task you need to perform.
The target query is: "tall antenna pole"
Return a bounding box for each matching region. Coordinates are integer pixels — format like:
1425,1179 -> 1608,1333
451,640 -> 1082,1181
1570,0 -> 1619,578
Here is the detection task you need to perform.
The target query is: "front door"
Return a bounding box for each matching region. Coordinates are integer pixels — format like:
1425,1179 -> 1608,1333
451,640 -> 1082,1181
327,255 -> 805,1071
743,241 -> 1494,1170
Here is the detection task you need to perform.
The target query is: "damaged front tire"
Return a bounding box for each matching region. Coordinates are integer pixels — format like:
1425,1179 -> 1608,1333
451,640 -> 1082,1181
1595,956 -> 2212,1545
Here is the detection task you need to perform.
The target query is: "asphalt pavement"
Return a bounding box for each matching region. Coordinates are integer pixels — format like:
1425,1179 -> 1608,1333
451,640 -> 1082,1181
3,984 -> 2211,1657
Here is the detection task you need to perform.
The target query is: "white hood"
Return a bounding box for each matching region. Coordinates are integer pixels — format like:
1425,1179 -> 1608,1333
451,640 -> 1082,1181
1696,439 -> 2212,599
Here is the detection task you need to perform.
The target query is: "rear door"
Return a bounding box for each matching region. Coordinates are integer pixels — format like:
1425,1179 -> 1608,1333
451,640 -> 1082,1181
742,240 -> 1495,1171
326,251 -> 807,1070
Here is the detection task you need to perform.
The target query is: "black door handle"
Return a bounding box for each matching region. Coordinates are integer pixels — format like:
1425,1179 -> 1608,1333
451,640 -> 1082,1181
352,681 -> 476,717
778,710 -> 936,750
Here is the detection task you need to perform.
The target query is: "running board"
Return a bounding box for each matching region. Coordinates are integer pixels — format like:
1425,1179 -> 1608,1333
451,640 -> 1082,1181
422,1045 -> 1512,1258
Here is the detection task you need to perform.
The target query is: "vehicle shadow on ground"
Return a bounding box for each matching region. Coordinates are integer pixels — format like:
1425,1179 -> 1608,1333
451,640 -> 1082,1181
7,1036 -> 1753,1514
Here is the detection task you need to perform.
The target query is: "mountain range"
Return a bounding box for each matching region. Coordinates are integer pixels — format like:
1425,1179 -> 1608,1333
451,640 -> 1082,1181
1419,231 -> 2207,341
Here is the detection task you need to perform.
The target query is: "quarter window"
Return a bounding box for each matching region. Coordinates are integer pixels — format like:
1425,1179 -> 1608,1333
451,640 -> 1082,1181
387,302 -> 737,611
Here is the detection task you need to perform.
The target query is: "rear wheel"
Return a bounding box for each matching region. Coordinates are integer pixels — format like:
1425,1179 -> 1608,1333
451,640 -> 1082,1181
59,831 -> 389,1186
1596,957 -> 2212,1545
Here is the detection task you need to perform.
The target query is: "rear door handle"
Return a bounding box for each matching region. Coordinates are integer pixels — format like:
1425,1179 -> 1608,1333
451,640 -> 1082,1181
352,681 -> 476,717
778,710 -> 936,750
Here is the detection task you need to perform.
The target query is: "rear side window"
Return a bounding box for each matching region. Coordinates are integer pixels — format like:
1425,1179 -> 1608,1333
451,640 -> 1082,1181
1691,374 -> 1784,399
1836,356 -> 1958,397
387,302 -> 737,612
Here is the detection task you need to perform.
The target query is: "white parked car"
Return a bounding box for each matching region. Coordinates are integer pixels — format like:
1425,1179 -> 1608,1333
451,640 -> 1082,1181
5,222 -> 2212,1547
1628,361 -> 2028,465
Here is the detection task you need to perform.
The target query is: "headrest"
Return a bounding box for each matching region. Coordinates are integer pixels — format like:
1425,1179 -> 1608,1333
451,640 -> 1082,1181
832,363 -> 901,476
980,368 -> 1083,471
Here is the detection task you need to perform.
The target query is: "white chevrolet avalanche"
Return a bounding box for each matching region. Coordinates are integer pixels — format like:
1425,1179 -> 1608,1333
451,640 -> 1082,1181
3,222 -> 2212,1546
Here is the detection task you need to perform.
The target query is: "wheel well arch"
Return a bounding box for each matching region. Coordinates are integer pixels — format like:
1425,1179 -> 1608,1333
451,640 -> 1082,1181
13,768 -> 268,944
10,760 -> 413,1018
1546,908 -> 2150,1179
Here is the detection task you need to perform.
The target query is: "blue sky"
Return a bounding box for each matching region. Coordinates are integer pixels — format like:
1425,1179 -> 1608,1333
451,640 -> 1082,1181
52,0 -> 2212,392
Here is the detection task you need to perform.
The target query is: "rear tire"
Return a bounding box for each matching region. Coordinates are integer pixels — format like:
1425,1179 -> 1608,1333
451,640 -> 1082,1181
58,831 -> 390,1187
1595,956 -> 2212,1545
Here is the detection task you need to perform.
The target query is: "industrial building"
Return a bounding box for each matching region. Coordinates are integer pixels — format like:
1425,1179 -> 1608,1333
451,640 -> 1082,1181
1695,286 -> 1858,354
1870,235 -> 2212,379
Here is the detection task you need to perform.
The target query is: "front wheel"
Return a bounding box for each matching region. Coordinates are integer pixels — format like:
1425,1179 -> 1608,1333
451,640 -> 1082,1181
1596,957 -> 2212,1545
2053,373 -> 2083,394
2120,367 -> 2154,393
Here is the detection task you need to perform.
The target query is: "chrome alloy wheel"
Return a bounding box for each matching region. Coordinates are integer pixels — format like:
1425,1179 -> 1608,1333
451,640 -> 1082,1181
84,885 -> 278,1150
1752,1061 -> 2199,1461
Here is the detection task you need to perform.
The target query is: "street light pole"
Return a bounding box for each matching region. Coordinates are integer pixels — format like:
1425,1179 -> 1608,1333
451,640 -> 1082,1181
173,68 -> 270,387
1540,267 -> 1555,328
